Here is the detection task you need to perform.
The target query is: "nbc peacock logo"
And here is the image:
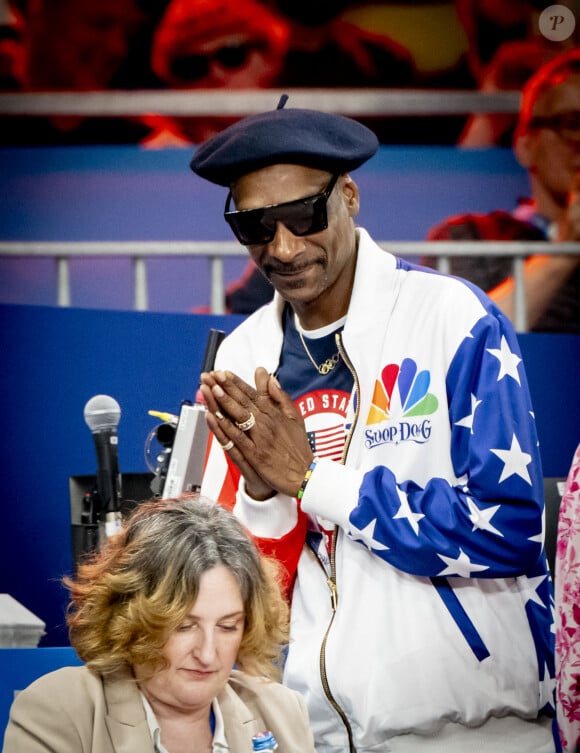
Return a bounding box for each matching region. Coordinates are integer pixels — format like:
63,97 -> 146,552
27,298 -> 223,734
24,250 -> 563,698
365,358 -> 439,448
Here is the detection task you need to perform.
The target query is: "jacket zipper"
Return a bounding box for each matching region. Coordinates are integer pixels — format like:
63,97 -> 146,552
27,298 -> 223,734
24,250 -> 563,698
315,332 -> 361,753
336,332 -> 360,462
315,537 -> 356,752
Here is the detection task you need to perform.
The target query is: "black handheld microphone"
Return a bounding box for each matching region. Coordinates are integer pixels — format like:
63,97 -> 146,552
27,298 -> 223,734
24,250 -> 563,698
201,328 -> 226,375
83,394 -> 123,538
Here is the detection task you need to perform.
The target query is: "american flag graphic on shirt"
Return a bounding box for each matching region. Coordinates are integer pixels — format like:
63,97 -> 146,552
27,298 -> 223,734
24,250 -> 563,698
296,388 -> 350,551
296,388 -> 350,463
307,423 -> 345,461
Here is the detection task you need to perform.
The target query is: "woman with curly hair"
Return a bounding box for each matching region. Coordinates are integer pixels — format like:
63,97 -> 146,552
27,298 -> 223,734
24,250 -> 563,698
3,495 -> 315,753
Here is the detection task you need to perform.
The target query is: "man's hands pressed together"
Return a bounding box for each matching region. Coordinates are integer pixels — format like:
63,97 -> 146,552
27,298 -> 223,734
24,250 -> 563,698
199,366 -> 314,501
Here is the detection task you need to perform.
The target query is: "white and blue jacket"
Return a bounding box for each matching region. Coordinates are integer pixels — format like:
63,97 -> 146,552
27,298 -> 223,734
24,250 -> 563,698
202,228 -> 556,753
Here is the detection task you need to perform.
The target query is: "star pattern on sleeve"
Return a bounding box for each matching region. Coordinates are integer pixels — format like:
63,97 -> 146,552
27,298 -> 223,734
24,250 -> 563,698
491,433 -> 532,484
348,518 -> 389,552
538,662 -> 556,710
466,497 -> 503,536
455,393 -> 482,433
518,573 -> 548,608
528,509 -> 545,548
437,548 -> 489,577
393,486 -> 425,535
486,335 -> 522,384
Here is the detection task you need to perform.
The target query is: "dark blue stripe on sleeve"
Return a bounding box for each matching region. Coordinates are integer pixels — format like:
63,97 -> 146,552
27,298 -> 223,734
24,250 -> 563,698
431,576 -> 490,662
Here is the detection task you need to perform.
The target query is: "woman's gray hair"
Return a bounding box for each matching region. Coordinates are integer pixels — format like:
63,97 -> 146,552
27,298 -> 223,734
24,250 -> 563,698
65,494 -> 289,679
125,494 -> 263,604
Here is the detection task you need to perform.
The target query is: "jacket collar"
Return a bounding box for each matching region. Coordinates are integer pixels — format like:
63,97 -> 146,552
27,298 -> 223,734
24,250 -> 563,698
102,670 -> 155,753
216,677 -> 267,747
342,227 -> 399,346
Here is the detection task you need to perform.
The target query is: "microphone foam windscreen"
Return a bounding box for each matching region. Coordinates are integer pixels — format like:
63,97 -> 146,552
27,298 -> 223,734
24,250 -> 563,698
84,394 -> 121,432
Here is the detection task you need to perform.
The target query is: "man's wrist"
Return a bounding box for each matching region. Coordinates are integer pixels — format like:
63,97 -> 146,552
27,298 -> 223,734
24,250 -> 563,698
296,458 -> 318,501
245,482 -> 276,502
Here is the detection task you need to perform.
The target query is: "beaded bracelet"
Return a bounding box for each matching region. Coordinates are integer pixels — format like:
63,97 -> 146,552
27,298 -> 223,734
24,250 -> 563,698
297,459 -> 318,500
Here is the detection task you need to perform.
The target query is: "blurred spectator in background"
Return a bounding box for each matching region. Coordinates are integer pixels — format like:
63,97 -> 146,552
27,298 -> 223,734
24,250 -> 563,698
0,0 -> 151,144
337,0 -> 473,89
270,0 -> 415,89
140,0 -> 290,147
222,259 -> 275,316
457,0 -> 545,83
295,0 -> 476,143
456,0 -> 580,147
427,48 -> 580,333
0,0 -> 23,89
19,0 -> 144,91
458,39 -> 565,147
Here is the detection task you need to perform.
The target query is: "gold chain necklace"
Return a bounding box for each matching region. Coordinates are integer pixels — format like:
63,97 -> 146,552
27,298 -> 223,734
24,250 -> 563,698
297,328 -> 340,375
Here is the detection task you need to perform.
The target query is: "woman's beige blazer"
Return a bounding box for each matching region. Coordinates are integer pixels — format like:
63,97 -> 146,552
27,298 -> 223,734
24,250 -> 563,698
2,666 -> 315,752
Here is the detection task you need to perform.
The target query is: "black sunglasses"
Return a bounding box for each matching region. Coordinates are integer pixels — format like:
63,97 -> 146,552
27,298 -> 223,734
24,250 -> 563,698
224,174 -> 340,245
528,111 -> 580,140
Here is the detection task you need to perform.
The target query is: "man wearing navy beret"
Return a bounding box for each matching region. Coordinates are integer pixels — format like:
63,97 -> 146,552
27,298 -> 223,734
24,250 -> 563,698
194,98 -> 557,752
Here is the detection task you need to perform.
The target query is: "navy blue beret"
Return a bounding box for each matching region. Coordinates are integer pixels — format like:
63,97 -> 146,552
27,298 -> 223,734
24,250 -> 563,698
189,99 -> 379,186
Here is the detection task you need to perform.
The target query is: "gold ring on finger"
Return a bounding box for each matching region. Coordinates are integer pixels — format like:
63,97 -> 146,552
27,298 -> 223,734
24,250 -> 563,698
235,413 -> 255,432
219,439 -> 234,451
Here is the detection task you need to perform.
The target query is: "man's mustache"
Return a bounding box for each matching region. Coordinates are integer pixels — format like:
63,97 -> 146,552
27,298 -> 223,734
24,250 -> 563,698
263,258 -> 325,276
